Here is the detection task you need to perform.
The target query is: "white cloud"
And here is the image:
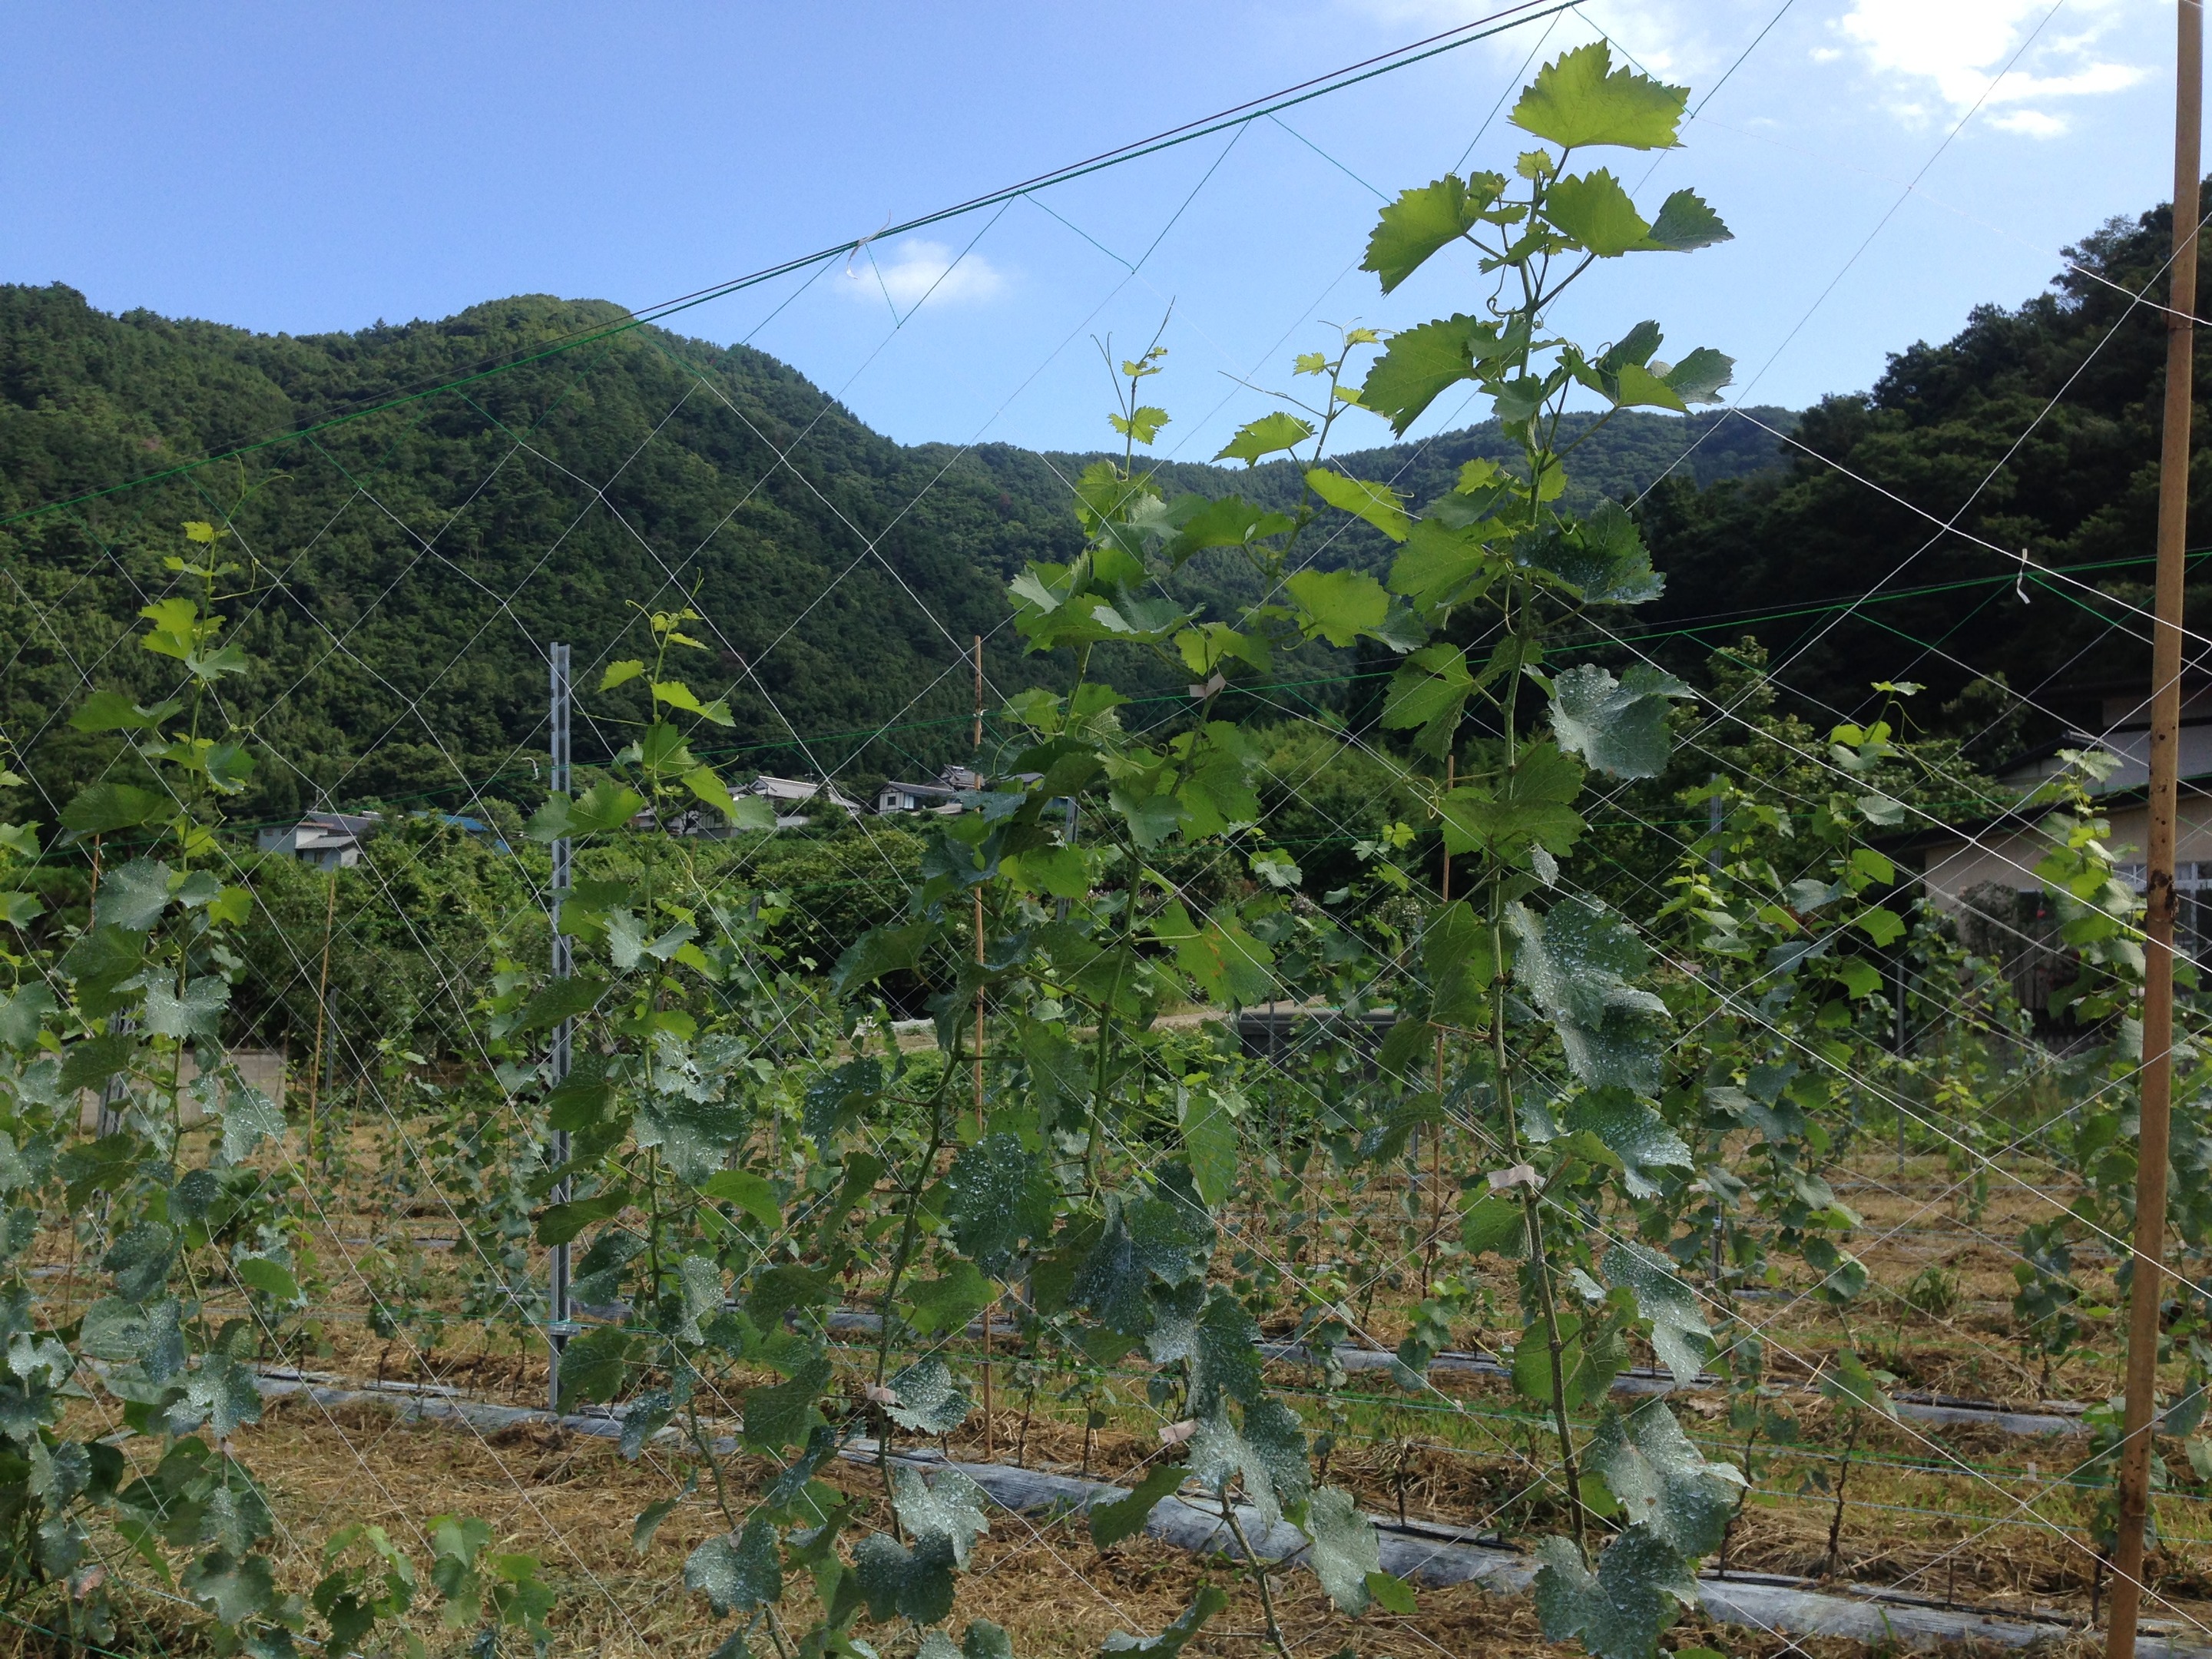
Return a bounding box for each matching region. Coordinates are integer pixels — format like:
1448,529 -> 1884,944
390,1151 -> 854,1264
1834,0 -> 2147,137
1988,108 -> 2069,137
843,238 -> 1007,310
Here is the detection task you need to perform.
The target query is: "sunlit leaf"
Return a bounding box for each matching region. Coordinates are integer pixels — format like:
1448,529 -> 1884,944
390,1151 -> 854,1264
1303,471 -> 1410,542
1362,174 -> 1505,293
1512,41 -> 1687,151
1358,314 -> 1500,434
1213,412 -> 1314,465
1544,169 -> 1649,257
1286,568 -> 1392,647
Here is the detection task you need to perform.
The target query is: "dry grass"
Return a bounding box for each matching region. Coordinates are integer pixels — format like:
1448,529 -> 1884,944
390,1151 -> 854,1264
29,1113 -> 2210,1657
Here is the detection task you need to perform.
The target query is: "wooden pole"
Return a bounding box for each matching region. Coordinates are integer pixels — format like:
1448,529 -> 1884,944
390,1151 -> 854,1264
2108,8 -> 2200,1652
306,867 -> 336,1157
1425,757 -> 1452,1287
972,631 -> 994,1455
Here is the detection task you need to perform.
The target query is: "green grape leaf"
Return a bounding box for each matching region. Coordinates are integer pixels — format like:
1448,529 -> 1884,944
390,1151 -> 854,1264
1362,174 -> 1505,292
1420,899 -> 1494,1028
1544,169 -> 1649,256
1366,1570 -> 1418,1615
1071,1187 -> 1212,1336
601,659 -> 645,691
1110,406 -> 1171,445
907,1260 -> 993,1338
142,975 -> 229,1041
201,740 -> 254,795
924,1623 -> 1017,1659
892,1463 -> 990,1565
1854,907 -> 1906,947
81,1296 -> 156,1363
1548,662 -> 1693,779
1151,901 -> 1275,1007
830,919 -> 938,992
1664,346 -> 1736,404
1641,188 -> 1732,251
103,1221 -> 177,1302
182,1548 -> 278,1626
1285,568 -> 1392,646
742,1350 -> 831,1451
673,1254 -> 724,1346
1461,1194 -> 1528,1259
1588,1401 -> 1744,1556
803,1056 -> 882,1145
1382,644 -> 1474,757
1089,1459 -> 1187,1548
1439,753 -> 1588,866
886,1356 -> 972,1434
652,680 -> 734,727
700,1169 -> 779,1229
1186,1392 -> 1310,1526
71,689 -> 180,733
1507,898 -> 1670,1094
1512,1309 -> 1629,1412
1512,41 -> 1687,151
93,858 -> 174,933
1303,471 -> 1410,542
1532,1528 -> 1698,1659
1820,1346 -> 1896,1417
1101,1584 -> 1227,1657
1834,956 -> 1883,999
528,780 -> 647,841
60,1030 -> 135,1096
684,766 -> 774,831
1302,1486 -> 1380,1614
231,1257 -> 300,1303
1163,495 -> 1295,565
506,976 -> 608,1036
1389,515 -> 1502,609
0,892 -> 41,928
168,1355 -> 263,1439
1565,1092 -> 1691,1200
746,1264 -> 834,1333
943,1133 -> 1057,1277
1604,1240 -> 1714,1386
1179,1088 -> 1240,1210
556,1326 -> 635,1406
1358,314 -> 1503,432
1611,361 -> 1687,413
854,1532 -> 959,1627
684,1518 -> 782,1616
1517,499 -> 1664,604
60,783 -> 169,837
1214,412 -> 1316,465
212,1083 -> 286,1164
634,1091 -> 749,1185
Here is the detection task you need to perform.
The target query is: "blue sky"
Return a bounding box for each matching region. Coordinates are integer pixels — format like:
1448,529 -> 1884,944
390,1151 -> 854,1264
2,1 -> 2184,465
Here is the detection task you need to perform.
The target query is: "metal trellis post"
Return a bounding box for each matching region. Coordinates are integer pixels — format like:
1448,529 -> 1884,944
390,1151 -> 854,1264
547,642 -> 575,1411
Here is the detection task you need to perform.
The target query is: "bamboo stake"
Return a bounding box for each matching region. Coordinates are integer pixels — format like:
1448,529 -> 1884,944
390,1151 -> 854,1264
2108,8 -> 2200,1653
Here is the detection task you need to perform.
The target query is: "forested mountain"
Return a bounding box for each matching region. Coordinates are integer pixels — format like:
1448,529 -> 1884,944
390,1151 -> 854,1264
0,282 -> 1783,824
6,171 -> 2209,829
1630,183 -> 2212,763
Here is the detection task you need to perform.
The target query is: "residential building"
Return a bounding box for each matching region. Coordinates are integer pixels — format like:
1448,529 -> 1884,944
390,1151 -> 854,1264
256,811 -> 380,869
